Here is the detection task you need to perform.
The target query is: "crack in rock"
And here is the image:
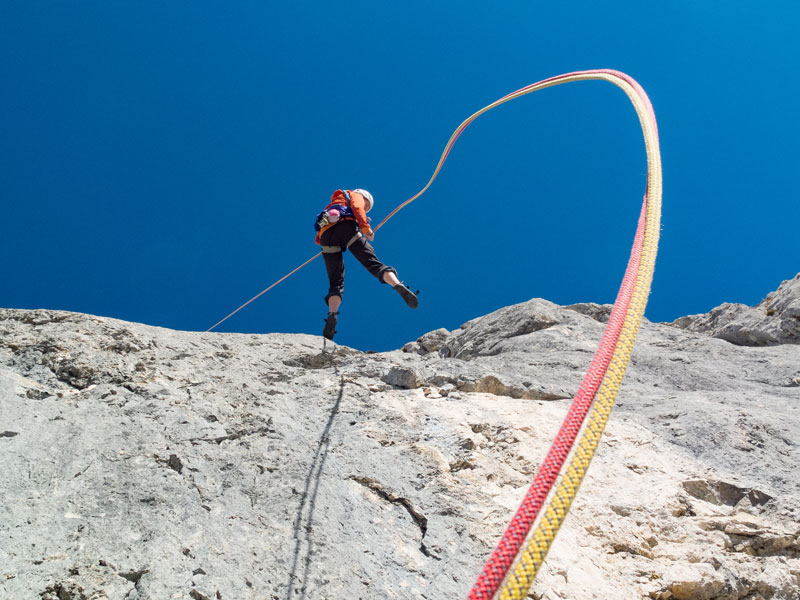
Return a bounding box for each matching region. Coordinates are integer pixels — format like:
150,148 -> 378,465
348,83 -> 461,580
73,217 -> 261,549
167,454 -> 183,474
459,375 -> 570,401
189,419 -> 274,445
681,478 -> 773,508
39,581 -> 88,600
118,568 -> 149,584
349,475 -> 440,560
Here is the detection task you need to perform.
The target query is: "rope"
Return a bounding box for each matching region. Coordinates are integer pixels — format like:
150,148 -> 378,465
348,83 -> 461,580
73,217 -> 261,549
468,71 -> 661,599
469,201 -> 646,599
500,192 -> 658,598
206,253 -> 321,332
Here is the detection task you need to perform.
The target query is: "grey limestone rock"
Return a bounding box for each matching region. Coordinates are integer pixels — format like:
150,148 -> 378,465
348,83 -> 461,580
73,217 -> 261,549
1,276 -> 799,599
417,328 -> 450,353
382,365 -> 421,389
564,302 -> 613,323
672,272 -> 800,346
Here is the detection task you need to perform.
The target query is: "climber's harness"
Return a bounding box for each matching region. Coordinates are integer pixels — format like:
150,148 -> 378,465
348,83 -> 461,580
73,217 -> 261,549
321,231 -> 362,254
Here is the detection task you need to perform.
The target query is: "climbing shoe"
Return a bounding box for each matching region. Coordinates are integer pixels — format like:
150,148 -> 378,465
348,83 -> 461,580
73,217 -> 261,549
323,312 -> 338,340
394,283 -> 419,309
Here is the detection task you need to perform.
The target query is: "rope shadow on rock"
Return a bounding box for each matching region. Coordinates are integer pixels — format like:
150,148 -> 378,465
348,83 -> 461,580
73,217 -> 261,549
284,375 -> 345,600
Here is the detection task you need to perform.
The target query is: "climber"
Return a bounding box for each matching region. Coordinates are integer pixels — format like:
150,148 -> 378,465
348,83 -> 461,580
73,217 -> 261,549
315,188 -> 418,340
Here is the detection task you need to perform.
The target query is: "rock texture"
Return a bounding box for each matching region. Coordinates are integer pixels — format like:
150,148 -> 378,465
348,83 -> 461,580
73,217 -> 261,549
1,275 -> 799,600
672,273 -> 800,346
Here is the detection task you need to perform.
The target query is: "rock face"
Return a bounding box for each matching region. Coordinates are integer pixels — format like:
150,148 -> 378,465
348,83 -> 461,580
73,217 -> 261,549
672,273 -> 800,346
1,275 -> 799,600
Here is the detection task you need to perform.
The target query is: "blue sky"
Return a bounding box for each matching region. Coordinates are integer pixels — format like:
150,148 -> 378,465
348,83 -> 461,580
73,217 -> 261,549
2,1 -> 798,351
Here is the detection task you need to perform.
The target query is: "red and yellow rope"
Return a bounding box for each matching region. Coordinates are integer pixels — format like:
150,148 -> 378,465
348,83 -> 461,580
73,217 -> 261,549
465,71 -> 661,599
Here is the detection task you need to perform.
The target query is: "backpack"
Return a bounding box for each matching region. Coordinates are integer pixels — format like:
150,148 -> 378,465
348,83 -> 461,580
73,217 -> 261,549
314,190 -> 355,232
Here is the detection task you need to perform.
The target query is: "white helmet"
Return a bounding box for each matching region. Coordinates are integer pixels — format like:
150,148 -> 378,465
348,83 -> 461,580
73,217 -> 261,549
353,189 -> 374,212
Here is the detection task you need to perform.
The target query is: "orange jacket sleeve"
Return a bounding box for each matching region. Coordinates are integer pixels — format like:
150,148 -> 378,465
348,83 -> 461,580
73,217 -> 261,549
349,191 -> 372,234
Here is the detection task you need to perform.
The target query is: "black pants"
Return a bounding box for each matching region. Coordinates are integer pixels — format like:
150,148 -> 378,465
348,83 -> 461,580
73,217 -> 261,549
321,220 -> 395,304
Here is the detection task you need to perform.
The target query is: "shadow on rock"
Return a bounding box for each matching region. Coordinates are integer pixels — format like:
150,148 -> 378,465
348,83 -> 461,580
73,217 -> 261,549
284,375 -> 345,599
